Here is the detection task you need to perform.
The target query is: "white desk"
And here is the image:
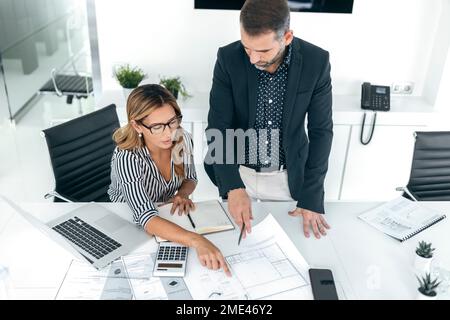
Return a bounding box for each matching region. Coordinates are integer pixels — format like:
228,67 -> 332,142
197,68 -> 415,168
0,201 -> 449,300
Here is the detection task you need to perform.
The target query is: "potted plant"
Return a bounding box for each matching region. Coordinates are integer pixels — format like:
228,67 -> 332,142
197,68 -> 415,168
416,273 -> 440,300
113,64 -> 146,100
414,241 -> 435,274
159,76 -> 191,100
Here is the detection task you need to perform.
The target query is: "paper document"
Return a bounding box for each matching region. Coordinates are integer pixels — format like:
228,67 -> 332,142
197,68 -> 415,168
122,253 -> 168,300
359,196 -> 446,242
156,200 -> 234,242
55,259 -> 132,300
183,214 -> 313,300
56,253 -> 167,300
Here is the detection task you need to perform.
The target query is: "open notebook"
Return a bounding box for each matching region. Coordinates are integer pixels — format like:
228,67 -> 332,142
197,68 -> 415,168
155,200 -> 235,242
358,196 -> 446,242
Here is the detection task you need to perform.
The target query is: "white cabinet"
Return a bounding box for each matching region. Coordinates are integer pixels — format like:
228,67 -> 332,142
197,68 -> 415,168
324,125 -> 351,200
98,90 -> 437,202
188,122 -> 352,202
187,122 -> 426,202
340,125 -> 426,201
190,122 -> 220,201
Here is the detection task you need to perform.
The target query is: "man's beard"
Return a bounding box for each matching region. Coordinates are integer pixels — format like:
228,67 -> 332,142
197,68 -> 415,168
254,44 -> 286,71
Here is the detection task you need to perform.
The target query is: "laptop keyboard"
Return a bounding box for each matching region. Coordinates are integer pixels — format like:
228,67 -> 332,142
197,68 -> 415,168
52,216 -> 122,259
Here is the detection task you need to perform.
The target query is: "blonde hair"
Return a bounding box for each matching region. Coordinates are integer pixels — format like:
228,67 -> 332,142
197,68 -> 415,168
113,84 -> 185,177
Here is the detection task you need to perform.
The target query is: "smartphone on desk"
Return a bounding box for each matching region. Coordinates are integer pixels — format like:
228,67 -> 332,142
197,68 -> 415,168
309,268 -> 339,300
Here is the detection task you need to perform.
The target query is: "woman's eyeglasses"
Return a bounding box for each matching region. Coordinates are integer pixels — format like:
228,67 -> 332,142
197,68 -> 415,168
139,115 -> 182,135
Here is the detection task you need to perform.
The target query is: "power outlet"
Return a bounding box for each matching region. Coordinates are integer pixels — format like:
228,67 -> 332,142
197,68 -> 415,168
391,82 -> 414,94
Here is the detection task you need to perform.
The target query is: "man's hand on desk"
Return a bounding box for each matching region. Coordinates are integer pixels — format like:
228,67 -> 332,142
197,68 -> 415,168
289,208 -> 330,239
227,188 -> 253,239
169,194 -> 195,216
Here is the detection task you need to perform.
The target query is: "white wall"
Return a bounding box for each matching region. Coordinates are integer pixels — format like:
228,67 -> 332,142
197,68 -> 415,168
95,0 -> 444,98
433,46 -> 450,116
423,0 -> 450,105
428,47 -> 450,130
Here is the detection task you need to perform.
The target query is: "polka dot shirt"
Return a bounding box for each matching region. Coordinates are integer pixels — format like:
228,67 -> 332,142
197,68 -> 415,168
245,44 -> 292,168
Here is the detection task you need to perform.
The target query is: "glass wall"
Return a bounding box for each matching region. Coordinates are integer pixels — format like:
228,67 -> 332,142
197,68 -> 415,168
0,0 -> 91,120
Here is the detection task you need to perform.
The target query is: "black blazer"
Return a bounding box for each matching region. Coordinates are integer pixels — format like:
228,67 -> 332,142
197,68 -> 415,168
204,37 -> 333,214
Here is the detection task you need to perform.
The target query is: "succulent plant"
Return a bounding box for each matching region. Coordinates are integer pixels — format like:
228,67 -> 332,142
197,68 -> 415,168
415,241 -> 435,259
417,273 -> 440,297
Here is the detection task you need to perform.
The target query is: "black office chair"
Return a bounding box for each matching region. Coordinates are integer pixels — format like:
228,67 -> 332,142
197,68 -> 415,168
38,16 -> 94,115
401,131 -> 450,201
39,68 -> 93,106
41,104 -> 120,202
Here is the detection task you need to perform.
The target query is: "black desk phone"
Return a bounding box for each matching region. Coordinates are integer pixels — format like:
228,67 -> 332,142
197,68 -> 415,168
360,82 -> 391,145
361,82 -> 390,111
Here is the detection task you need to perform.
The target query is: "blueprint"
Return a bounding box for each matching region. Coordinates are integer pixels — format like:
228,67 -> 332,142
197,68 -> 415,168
55,214 -> 315,300
183,214 -> 313,300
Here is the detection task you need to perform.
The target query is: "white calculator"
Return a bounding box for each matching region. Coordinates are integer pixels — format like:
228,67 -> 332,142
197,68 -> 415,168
153,242 -> 188,277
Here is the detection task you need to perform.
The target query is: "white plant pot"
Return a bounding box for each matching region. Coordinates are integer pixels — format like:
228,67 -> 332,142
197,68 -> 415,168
414,255 -> 433,275
123,88 -> 135,102
416,290 -> 437,300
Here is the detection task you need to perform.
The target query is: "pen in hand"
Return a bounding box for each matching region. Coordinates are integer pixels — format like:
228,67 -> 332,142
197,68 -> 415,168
238,223 -> 245,246
187,212 -> 196,229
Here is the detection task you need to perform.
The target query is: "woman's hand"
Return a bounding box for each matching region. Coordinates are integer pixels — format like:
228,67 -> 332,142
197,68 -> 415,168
190,235 -> 231,277
170,194 -> 195,216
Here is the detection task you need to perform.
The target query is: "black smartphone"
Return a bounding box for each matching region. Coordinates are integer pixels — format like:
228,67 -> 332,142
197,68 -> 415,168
309,268 -> 339,300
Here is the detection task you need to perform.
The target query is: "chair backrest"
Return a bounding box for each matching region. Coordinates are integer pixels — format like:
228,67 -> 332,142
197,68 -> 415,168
42,104 -> 120,202
406,131 -> 450,201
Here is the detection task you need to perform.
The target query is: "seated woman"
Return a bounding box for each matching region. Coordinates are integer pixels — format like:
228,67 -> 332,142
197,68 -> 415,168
108,84 -> 230,276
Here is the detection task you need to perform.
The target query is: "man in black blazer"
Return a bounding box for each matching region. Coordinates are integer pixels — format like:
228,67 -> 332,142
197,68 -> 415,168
204,0 -> 333,239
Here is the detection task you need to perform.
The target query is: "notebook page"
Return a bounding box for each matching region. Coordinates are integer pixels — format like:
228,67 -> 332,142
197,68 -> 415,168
156,203 -> 195,235
358,196 -> 444,240
189,200 -> 234,234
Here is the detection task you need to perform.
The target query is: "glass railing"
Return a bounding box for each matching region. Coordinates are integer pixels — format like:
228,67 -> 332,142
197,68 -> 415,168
0,0 -> 91,120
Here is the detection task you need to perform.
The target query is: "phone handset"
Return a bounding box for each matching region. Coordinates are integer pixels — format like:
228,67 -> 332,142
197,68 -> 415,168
360,82 -> 377,145
360,82 -> 391,145
361,82 -> 372,108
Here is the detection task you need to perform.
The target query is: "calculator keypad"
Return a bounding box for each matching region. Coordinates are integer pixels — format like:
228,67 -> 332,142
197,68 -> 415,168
157,245 -> 188,261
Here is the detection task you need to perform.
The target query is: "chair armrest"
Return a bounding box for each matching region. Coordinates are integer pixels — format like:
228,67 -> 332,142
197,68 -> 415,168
44,191 -> 75,203
51,68 -> 63,96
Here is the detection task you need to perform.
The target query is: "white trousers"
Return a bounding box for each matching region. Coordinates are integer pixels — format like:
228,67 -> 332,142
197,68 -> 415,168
238,166 -> 294,201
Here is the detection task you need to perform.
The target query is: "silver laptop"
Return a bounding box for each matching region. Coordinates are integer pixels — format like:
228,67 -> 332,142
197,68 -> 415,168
1,195 -> 150,270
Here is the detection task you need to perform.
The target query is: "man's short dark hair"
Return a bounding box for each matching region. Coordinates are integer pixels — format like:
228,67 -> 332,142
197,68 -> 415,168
240,0 -> 290,39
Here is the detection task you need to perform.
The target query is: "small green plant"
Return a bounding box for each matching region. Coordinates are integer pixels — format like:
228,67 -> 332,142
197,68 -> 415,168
417,273 -> 440,297
114,64 -> 146,89
159,76 -> 191,99
416,241 -> 435,258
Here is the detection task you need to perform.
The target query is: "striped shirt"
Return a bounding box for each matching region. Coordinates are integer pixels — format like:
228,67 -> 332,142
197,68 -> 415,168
108,130 -> 197,228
